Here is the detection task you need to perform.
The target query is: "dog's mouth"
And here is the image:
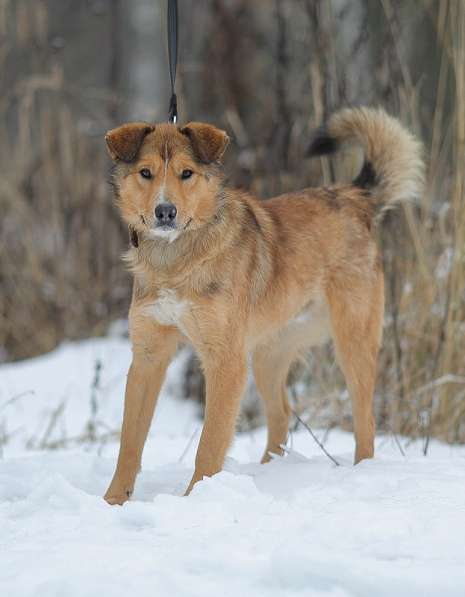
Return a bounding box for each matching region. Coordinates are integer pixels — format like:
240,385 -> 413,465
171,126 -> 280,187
138,214 -> 193,243
155,222 -> 177,231
147,218 -> 193,243
153,217 -> 192,232
149,226 -> 179,241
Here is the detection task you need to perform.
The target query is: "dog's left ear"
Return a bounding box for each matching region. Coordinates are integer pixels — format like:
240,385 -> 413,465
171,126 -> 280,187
180,122 -> 229,164
105,122 -> 155,162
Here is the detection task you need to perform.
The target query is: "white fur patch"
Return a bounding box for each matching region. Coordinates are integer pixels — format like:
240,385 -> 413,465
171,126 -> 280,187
290,309 -> 313,326
148,228 -> 180,243
143,289 -> 190,327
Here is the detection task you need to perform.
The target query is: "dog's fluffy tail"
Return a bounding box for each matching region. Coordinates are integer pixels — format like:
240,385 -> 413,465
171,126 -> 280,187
307,107 -> 424,221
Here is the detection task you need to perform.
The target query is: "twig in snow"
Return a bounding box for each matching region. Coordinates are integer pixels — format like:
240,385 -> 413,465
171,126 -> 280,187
41,429 -> 119,450
87,359 -> 102,442
38,401 -> 66,449
391,430 -> 406,457
178,427 -> 199,463
321,422 -> 336,445
0,390 -> 35,413
291,407 -> 340,467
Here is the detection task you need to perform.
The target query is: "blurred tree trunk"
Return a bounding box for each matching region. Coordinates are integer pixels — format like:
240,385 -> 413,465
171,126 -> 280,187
116,0 -> 168,123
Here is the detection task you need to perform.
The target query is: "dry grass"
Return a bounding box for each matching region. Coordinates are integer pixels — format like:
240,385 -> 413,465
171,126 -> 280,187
0,2 -> 130,360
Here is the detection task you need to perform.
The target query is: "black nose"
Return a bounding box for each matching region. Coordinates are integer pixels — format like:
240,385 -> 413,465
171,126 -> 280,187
155,203 -> 177,224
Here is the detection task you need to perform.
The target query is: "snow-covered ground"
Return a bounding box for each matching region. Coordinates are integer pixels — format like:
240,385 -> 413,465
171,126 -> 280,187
1,338 -> 465,597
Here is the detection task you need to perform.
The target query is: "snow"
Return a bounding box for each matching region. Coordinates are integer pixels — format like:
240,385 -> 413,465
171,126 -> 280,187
1,338 -> 465,596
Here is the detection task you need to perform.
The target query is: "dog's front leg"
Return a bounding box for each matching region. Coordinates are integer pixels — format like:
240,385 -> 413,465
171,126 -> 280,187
104,324 -> 178,505
185,349 -> 247,495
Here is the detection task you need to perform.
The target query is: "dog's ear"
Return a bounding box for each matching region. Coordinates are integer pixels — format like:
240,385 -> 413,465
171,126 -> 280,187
105,123 -> 155,162
180,122 -> 229,164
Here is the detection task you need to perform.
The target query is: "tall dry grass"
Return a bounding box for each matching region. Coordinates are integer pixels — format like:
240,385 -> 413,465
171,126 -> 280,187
0,1 -> 130,360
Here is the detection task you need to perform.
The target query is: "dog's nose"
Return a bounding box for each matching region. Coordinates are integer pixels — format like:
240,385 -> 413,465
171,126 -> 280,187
155,203 -> 177,224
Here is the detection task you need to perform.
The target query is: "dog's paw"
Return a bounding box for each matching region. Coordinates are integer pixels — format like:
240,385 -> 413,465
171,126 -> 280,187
104,488 -> 132,506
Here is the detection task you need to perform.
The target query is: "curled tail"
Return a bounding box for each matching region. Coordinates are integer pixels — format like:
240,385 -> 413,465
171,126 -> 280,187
307,107 -> 425,221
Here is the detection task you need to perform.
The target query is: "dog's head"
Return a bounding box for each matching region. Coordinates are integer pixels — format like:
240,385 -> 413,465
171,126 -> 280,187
106,121 -> 229,243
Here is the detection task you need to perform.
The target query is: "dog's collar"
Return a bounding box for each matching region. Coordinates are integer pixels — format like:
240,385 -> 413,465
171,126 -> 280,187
128,226 -> 139,248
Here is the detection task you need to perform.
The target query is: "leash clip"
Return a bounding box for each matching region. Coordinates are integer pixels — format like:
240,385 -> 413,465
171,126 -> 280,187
169,92 -> 178,124
167,0 -> 178,124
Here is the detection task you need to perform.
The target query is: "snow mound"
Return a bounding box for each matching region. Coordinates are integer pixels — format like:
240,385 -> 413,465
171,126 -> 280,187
1,338 -> 465,596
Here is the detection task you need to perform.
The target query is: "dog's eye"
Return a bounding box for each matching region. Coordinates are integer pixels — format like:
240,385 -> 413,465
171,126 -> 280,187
139,168 -> 152,179
181,169 -> 193,180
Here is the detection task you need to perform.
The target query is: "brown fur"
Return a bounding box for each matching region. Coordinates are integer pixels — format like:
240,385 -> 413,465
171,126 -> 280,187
103,108 -> 424,504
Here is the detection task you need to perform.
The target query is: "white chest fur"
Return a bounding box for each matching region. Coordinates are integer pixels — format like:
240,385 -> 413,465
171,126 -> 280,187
143,289 -> 190,327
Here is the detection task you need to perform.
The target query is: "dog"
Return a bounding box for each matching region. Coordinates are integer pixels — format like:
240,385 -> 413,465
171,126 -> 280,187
103,107 -> 423,504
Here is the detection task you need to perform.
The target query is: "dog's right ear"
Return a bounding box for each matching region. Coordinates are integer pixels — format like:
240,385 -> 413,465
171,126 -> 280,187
105,123 -> 155,162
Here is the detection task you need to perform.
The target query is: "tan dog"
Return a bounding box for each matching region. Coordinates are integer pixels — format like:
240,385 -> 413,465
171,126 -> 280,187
103,107 -> 423,504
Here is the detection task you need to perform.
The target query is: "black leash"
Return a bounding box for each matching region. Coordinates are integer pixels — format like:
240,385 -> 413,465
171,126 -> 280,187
167,0 -> 178,123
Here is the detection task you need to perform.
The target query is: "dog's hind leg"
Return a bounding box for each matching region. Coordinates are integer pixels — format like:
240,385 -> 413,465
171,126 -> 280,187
326,268 -> 384,464
253,305 -> 332,463
104,320 -> 179,505
253,301 -> 329,462
252,342 -> 293,463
